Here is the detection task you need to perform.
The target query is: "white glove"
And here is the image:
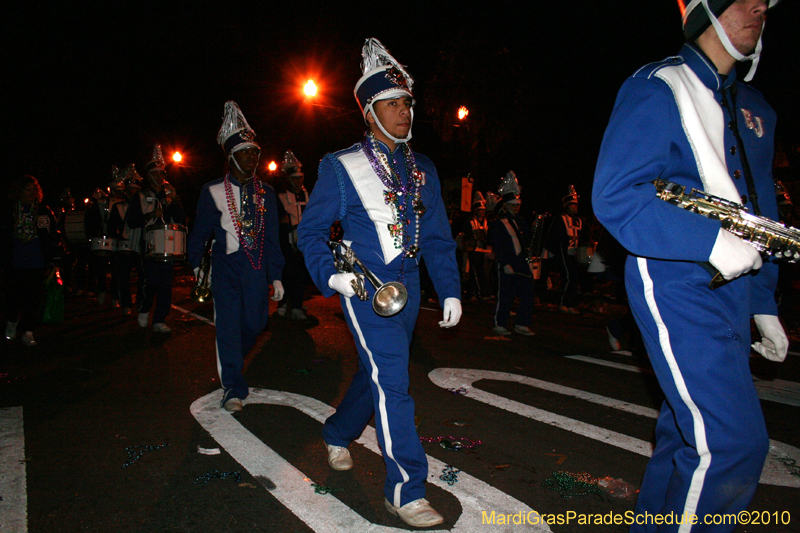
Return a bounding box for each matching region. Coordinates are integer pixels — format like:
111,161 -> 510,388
753,314 -> 788,362
503,264 -> 514,275
271,280 -> 284,301
328,272 -> 358,298
708,228 -> 762,280
193,266 -> 212,285
438,297 -> 462,328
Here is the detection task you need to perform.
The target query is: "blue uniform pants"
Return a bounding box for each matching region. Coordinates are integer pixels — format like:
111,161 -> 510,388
494,269 -> 535,329
212,249 -> 270,405
627,258 -> 768,533
139,259 -> 174,324
323,270 -> 427,508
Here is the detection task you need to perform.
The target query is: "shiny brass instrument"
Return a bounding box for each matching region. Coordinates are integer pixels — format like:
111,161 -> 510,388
328,240 -> 408,317
191,239 -> 213,303
654,179 -> 800,261
526,213 -> 549,279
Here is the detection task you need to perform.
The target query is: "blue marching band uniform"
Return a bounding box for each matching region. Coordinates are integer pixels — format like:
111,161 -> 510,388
298,38 -> 460,528
188,101 -> 284,411
593,2 -> 787,529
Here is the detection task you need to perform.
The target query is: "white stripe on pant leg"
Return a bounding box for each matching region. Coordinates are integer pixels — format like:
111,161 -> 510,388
345,297 -> 410,508
213,298 -> 225,391
638,257 -> 710,533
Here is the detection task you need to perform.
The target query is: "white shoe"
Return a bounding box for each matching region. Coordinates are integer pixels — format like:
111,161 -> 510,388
277,305 -> 286,317
326,444 -> 353,471
607,326 -> 621,351
290,308 -> 307,320
492,326 -> 512,336
384,498 -> 444,528
514,325 -> 536,336
5,321 -> 18,340
137,313 -> 149,328
21,331 -> 37,347
152,323 -> 172,333
223,398 -> 243,412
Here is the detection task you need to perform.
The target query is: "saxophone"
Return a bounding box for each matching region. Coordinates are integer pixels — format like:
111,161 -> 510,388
526,213 -> 549,279
653,179 -> 800,262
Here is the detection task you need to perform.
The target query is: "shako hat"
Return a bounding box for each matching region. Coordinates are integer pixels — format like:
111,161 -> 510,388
282,150 -> 303,175
472,191 -> 487,211
562,184 -> 579,205
354,38 -> 415,143
144,144 -> 166,175
498,171 -> 521,204
217,101 -> 260,156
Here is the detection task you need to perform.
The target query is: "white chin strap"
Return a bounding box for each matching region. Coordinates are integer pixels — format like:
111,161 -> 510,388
700,0 -> 764,81
367,103 -> 413,144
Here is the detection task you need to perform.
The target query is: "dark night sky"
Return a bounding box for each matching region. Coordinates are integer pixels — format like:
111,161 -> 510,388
7,1 -> 799,217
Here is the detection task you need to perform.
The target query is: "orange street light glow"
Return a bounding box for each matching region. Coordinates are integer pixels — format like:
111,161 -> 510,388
172,152 -> 182,163
268,161 -> 277,172
457,106 -> 469,120
304,80 -> 317,97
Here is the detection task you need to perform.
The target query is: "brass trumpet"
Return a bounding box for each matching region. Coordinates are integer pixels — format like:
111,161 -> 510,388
328,240 -> 408,317
191,239 -> 213,303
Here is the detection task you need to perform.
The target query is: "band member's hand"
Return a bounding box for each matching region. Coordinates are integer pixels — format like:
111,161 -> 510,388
193,266 -> 200,282
271,280 -> 284,301
503,264 -> 514,275
709,229 -> 762,280
328,273 -> 358,298
753,314 -> 788,362
439,297 -> 462,328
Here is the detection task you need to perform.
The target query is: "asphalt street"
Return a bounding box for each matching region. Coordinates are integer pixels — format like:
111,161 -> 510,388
1,266 -> 798,532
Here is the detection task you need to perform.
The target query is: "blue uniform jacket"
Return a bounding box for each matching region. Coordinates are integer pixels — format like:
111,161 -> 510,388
593,43 -> 779,317
188,176 -> 284,284
298,139 -> 460,301
488,214 -> 530,273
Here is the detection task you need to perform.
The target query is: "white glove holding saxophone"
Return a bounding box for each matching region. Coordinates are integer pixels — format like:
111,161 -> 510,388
271,280 -> 284,301
752,314 -> 788,362
439,297 -> 462,328
328,272 -> 359,298
708,228 -> 762,280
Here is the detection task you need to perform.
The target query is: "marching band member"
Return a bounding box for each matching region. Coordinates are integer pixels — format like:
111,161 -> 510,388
128,144 -> 185,333
545,185 -> 583,314
85,172 -> 125,306
459,191 -> 493,300
488,171 -> 535,336
592,1 -> 787,529
276,149 -> 310,320
108,164 -> 144,315
187,101 -> 284,412
297,38 -> 461,528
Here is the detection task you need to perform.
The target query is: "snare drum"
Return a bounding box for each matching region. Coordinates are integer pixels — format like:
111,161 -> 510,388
64,211 -> 88,245
115,239 -> 134,254
90,236 -> 116,256
145,224 -> 187,261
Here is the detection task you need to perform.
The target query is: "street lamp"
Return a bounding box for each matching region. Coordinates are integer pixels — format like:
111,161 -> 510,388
304,79 -> 317,97
457,106 -> 469,120
172,151 -> 182,163
268,161 -> 277,172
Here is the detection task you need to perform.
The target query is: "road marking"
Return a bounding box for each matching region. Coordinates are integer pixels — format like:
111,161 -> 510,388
428,368 -> 800,488
566,355 -> 800,407
190,389 -> 552,532
0,406 -> 27,533
171,305 -> 215,326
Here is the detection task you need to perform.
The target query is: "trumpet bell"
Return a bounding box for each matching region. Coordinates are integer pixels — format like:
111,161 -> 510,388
192,286 -> 212,303
373,281 -> 408,317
